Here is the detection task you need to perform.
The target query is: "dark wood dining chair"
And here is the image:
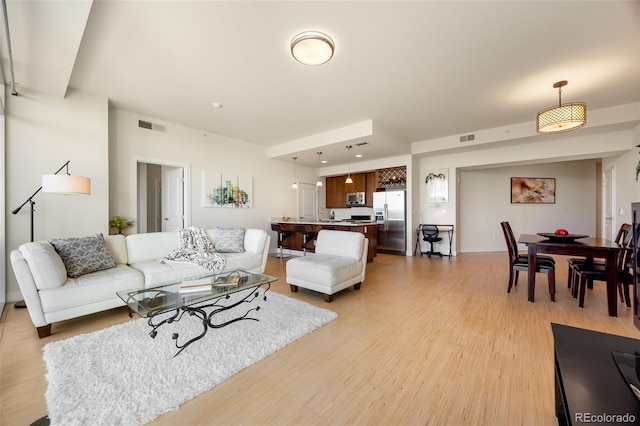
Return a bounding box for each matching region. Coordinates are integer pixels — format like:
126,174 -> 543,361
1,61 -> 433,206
572,223 -> 639,309
566,223 -> 631,296
500,221 -> 556,301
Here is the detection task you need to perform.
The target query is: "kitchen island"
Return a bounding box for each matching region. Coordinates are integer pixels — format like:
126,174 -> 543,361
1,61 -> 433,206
270,220 -> 378,262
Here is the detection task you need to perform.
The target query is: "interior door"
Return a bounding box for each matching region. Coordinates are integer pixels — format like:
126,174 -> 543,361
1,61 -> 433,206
162,167 -> 184,232
603,166 -> 615,241
298,182 -> 317,221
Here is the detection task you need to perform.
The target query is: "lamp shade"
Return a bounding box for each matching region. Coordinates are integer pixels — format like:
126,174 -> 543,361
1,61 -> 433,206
291,31 -> 335,65
42,174 -> 91,195
537,103 -> 586,134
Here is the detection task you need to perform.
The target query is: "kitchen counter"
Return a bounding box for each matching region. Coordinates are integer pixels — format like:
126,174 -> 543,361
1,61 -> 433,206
270,219 -> 377,226
270,220 -> 377,261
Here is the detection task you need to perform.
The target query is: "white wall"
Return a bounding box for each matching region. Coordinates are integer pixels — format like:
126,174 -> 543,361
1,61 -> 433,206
109,109 -> 315,245
459,160 -> 596,252
0,85 -> 5,314
418,128 -> 639,255
603,123 -> 640,225
5,88 -> 109,302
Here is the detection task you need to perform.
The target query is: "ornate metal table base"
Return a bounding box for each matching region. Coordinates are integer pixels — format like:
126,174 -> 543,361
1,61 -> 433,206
144,283 -> 270,357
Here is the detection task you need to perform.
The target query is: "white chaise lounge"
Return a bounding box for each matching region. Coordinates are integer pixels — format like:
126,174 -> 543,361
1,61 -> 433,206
285,230 -> 368,302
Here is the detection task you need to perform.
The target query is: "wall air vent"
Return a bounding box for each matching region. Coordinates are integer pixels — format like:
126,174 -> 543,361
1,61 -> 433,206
355,142 -> 369,146
459,134 -> 475,142
138,120 -> 166,132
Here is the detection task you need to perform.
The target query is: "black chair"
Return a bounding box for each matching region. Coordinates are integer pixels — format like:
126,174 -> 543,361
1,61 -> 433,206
502,221 -> 556,266
567,223 -> 631,294
572,223 -> 639,309
420,225 -> 442,257
500,221 -> 556,301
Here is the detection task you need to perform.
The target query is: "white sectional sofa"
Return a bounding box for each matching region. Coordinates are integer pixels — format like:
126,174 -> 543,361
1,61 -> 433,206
10,228 -> 270,337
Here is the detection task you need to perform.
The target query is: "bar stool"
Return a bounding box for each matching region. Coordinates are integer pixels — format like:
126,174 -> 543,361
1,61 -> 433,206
270,223 -> 293,258
290,224 -> 307,255
302,224 -> 320,255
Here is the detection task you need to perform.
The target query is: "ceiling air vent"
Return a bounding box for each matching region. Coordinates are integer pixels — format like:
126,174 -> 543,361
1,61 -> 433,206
138,120 -> 166,132
459,134 -> 475,143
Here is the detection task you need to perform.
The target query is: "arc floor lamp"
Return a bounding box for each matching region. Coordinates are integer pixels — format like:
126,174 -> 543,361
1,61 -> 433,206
12,160 -> 91,242
11,161 -> 90,308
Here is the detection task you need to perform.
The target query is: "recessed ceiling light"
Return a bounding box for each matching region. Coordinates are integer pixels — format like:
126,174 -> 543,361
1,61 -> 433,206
355,154 -> 363,158
321,160 -> 327,164
212,102 -> 223,109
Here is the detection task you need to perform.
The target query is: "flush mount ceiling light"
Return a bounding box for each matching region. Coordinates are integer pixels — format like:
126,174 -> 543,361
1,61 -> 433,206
291,31 -> 335,65
537,80 -> 586,134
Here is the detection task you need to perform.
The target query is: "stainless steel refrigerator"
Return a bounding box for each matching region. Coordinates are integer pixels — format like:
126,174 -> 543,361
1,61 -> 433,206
373,190 -> 406,255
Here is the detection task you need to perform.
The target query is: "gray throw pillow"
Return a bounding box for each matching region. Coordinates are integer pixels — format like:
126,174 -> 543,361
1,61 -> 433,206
211,228 -> 245,253
50,233 -> 117,278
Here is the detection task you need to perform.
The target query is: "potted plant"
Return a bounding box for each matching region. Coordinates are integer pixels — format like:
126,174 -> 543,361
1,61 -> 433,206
109,216 -> 134,235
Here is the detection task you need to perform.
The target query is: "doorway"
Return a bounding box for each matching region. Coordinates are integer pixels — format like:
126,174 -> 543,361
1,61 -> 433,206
136,160 -> 190,233
297,182 -> 317,221
602,165 -> 615,241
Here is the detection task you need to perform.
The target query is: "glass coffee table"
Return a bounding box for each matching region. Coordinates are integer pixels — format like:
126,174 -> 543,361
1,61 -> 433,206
117,269 -> 278,356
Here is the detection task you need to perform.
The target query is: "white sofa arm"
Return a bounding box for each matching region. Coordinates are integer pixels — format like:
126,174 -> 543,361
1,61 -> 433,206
10,250 -> 47,328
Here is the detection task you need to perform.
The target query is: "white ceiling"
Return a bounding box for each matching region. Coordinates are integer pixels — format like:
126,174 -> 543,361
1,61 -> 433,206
2,0 -> 639,166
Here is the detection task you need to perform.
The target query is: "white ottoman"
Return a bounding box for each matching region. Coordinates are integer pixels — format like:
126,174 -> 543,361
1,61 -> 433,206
286,230 -> 369,302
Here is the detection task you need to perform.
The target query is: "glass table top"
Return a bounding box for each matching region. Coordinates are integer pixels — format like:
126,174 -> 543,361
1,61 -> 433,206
116,269 -> 278,318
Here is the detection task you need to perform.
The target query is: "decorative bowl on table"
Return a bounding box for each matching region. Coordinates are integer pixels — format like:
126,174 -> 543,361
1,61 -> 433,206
537,232 -> 589,242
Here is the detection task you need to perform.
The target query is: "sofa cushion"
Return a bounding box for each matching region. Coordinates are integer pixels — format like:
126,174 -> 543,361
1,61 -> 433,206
131,252 -> 265,287
210,228 -> 245,253
126,232 -> 179,264
286,254 -> 363,286
224,252 -> 263,272
50,234 -> 117,278
130,259 -> 211,288
103,234 -> 128,264
19,242 -> 68,290
38,265 -> 144,313
243,228 -> 268,254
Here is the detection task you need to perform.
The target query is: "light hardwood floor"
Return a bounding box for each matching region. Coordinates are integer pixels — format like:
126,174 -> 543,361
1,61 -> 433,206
2,252 -> 639,425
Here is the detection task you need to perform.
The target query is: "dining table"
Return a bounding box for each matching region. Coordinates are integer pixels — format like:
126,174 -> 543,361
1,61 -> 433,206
517,234 -> 624,317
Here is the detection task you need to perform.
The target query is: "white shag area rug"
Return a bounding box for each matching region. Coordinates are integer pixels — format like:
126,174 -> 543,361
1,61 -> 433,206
43,289 -> 337,426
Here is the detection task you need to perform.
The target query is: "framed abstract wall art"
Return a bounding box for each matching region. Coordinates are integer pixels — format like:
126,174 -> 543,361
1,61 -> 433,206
510,177 -> 555,204
425,169 -> 449,202
203,171 -> 253,208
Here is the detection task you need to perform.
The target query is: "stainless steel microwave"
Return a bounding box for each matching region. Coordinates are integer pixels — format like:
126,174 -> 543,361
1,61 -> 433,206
346,192 -> 365,206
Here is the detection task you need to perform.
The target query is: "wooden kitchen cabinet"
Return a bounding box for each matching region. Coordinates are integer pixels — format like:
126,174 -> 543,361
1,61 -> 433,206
366,172 -> 376,206
326,172 -> 368,209
348,173 -> 367,193
326,175 -> 347,208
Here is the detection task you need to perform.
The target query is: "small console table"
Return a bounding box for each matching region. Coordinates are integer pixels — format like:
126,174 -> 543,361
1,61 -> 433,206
414,224 -> 454,257
552,323 -> 640,425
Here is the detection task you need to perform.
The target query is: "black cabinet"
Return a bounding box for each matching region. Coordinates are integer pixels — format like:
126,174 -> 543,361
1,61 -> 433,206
552,323 -> 640,425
